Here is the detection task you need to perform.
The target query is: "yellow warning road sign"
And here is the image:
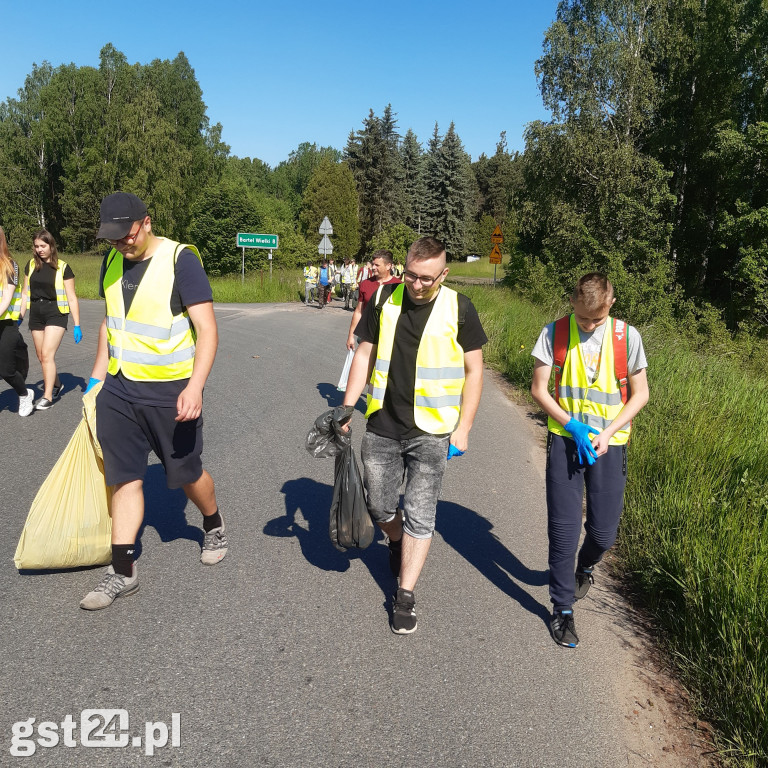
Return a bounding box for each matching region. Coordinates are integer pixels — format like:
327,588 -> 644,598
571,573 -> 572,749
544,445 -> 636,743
489,244 -> 502,264
491,225 -> 504,244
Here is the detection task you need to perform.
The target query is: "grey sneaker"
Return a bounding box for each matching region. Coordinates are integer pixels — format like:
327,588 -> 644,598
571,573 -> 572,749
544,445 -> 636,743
201,523 -> 228,565
52,383 -> 62,399
35,397 -> 54,411
80,565 -> 139,611
18,388 -> 34,417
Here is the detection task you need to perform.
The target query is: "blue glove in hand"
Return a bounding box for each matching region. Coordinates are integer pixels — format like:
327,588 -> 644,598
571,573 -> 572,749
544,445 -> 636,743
565,418 -> 600,466
17,317 -> 22,326
447,444 -> 465,460
73,326 -> 83,344
84,377 -> 101,394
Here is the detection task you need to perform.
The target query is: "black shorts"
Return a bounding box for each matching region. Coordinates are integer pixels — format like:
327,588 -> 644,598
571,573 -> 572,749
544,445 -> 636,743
28,300 -> 69,331
95,387 -> 204,489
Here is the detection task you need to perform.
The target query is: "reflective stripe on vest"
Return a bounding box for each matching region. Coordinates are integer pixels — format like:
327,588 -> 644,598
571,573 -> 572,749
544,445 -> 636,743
548,315 -> 631,446
365,283 -> 465,434
0,265 -> 23,321
25,259 -> 70,314
104,239 -> 202,382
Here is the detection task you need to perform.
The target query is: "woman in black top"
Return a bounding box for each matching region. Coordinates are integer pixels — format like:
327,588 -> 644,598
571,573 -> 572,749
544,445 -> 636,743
0,226 -> 33,416
20,229 -> 82,410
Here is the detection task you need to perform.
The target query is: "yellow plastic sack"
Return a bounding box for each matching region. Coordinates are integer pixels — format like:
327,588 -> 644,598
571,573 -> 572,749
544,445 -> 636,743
14,382 -> 112,570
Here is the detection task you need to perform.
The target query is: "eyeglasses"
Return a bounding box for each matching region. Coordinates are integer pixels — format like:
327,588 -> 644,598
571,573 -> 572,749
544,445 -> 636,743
108,219 -> 144,245
402,269 -> 445,287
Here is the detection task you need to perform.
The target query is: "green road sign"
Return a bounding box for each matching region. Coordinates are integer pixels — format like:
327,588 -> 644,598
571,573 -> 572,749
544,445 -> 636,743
237,233 -> 278,249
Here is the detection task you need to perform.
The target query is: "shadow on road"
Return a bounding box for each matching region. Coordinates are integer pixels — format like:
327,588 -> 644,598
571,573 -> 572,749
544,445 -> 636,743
316,382 -> 366,415
435,500 -> 551,625
269,477 -> 395,605
1,371 -> 87,412
136,464 -> 202,559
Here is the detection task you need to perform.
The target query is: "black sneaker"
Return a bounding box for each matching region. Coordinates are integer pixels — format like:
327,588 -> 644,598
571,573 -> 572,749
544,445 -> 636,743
550,609 -> 579,648
52,383 -> 62,399
575,567 -> 594,600
35,397 -> 54,411
388,537 -> 402,577
391,588 -> 417,634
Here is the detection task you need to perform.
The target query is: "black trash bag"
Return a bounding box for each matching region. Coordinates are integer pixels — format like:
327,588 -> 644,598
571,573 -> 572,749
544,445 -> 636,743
305,406 -> 354,459
330,442 -> 374,551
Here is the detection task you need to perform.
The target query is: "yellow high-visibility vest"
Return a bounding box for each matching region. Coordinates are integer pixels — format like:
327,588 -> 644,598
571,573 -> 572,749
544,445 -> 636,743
548,314 -> 631,446
366,283 -> 465,434
104,239 -> 201,382
26,259 -> 70,314
0,262 -> 22,321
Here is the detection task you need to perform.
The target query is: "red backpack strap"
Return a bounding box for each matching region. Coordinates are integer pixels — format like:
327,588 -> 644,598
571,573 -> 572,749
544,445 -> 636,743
552,316 -> 570,400
612,318 -> 629,404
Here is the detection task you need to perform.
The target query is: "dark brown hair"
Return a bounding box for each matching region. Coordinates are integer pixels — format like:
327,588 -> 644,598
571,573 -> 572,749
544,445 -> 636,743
371,249 -> 394,265
407,236 -> 445,262
31,229 -> 59,271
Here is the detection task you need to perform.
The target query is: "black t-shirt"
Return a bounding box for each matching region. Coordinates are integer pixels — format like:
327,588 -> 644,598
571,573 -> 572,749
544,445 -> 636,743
26,260 -> 74,300
98,247 -> 213,407
355,285 -> 487,439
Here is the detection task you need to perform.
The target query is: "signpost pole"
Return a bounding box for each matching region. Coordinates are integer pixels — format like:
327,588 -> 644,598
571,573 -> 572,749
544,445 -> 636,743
269,249 -> 273,279
241,247 -> 245,284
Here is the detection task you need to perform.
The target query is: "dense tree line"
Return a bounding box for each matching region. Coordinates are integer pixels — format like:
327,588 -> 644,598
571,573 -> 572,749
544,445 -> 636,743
3,15 -> 765,332
511,0 -> 768,332
0,47 -> 516,273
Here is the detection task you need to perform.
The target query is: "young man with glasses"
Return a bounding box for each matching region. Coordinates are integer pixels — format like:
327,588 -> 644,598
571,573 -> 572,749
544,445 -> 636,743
341,236 -> 487,634
79,192 -> 227,610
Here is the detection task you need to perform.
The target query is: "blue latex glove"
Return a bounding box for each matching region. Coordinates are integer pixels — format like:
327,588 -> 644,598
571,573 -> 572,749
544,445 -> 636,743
447,444 -> 465,460
565,418 -> 600,466
85,377 -> 101,394
16,317 -> 22,326
73,325 -> 83,344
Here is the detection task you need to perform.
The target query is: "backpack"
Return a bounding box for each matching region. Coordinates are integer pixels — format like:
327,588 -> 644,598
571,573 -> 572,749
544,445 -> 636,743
552,315 -> 629,405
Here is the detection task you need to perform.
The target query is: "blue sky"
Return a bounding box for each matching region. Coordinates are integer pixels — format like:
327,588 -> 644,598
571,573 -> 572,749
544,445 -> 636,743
1,0 -> 559,167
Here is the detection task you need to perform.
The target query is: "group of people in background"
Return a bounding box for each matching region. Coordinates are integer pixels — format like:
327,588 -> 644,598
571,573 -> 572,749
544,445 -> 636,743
303,256 -> 404,311
0,226 -> 82,417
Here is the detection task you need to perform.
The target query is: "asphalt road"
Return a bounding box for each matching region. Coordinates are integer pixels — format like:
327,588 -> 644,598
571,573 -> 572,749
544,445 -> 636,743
2,298 -> 645,767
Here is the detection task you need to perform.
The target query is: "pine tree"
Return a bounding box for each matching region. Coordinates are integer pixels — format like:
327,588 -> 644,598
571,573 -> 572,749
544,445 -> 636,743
423,123 -> 474,259
401,129 -> 425,233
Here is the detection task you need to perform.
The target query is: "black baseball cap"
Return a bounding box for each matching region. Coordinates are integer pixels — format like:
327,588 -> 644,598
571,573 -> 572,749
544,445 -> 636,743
97,192 -> 148,240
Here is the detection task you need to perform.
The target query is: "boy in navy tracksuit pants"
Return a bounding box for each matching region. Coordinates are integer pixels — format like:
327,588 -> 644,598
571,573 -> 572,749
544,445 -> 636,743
530,273 -> 649,648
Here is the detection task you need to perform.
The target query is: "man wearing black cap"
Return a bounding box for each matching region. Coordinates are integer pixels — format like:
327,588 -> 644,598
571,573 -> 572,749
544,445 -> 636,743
80,192 -> 227,610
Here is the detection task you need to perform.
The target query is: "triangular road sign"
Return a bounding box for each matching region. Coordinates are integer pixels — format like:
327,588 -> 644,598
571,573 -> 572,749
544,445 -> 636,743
319,216 -> 333,235
491,225 -> 504,244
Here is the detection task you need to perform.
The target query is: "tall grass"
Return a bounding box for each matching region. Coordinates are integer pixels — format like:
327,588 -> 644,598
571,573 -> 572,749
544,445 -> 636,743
461,284 -> 768,764
447,254 -> 508,278
31,251 -> 304,304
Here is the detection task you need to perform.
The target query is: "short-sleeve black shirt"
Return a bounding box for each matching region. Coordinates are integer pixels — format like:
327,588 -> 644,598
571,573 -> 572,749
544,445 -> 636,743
355,285 -> 487,439
26,259 -> 75,301
98,247 -> 213,407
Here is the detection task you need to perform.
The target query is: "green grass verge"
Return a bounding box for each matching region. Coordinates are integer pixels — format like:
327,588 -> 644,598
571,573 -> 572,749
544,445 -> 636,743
447,254 -> 508,277
460,284 -> 768,765
26,252 -> 305,303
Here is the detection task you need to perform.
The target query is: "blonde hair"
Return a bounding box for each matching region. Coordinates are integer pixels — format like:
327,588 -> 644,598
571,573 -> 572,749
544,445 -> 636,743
0,227 -> 13,281
571,273 -> 614,312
